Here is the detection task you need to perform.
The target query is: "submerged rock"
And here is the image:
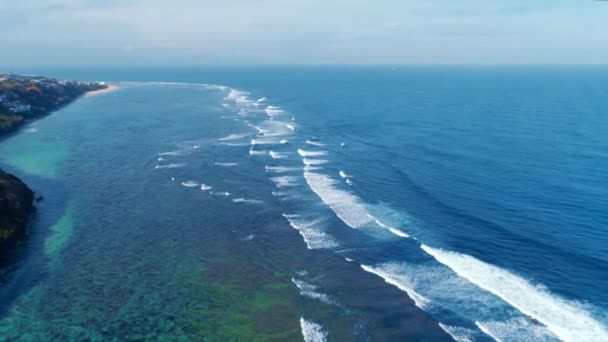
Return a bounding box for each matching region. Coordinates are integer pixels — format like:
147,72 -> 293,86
0,169 -> 34,265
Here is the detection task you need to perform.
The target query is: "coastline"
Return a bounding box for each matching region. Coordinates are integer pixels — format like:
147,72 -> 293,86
86,84 -> 118,96
0,74 -> 109,267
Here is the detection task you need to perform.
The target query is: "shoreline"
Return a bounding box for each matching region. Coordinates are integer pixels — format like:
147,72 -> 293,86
86,84 -> 118,96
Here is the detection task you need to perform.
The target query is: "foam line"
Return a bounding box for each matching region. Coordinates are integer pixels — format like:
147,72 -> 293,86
154,163 -> 186,169
360,264 -> 429,309
283,214 -> 339,249
181,181 -> 199,188
291,278 -> 336,305
298,149 -> 328,157
421,245 -> 608,342
303,171 -> 373,228
300,318 -> 328,342
438,324 -> 476,342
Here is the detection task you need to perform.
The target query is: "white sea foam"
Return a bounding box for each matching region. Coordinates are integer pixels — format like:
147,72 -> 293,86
438,324 -> 476,342
232,198 -> 263,205
306,140 -> 326,147
345,179 -> 353,186
258,120 -> 294,137
271,176 -> 298,188
158,157 -> 166,162
302,159 -> 328,166
214,162 -> 238,167
286,124 -> 296,131
256,97 -> 268,104
242,234 -> 255,241
280,139 -> 289,144
210,191 -> 230,197
225,89 -> 254,106
291,278 -> 336,305
303,171 -> 373,228
300,318 -> 328,342
158,151 -> 181,156
200,184 -> 213,191
269,151 -> 289,159
368,215 -> 410,238
249,149 -> 267,156
339,171 -> 350,178
181,180 -> 200,188
360,264 -> 430,309
475,318 -> 561,342
283,214 -> 339,250
303,165 -> 323,172
298,149 -> 328,157
265,166 -> 298,173
154,163 -> 186,169
421,245 -> 608,342
265,105 -> 285,117
218,133 -> 248,141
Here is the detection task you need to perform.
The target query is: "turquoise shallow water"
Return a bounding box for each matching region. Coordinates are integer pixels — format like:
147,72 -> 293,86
1,67 -> 608,341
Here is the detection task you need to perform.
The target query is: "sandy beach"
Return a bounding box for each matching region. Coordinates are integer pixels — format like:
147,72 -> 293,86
86,84 -> 118,96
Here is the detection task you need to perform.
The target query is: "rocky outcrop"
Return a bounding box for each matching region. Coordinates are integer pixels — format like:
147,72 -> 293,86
0,169 -> 35,265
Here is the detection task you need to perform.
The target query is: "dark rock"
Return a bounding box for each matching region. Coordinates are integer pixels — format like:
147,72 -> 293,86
0,169 -> 35,265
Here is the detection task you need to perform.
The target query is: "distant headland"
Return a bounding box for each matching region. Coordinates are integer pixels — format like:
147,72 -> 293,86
0,73 -> 110,265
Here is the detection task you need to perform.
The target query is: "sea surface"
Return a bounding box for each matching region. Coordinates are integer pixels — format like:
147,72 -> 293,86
0,67 -> 607,341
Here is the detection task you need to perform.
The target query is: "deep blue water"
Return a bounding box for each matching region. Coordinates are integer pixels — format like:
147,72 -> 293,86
1,67 -> 607,341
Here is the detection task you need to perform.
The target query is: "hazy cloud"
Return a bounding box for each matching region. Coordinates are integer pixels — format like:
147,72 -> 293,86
0,0 -> 607,66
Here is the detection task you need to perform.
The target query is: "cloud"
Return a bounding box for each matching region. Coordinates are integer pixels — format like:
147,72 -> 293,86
0,0 -> 607,66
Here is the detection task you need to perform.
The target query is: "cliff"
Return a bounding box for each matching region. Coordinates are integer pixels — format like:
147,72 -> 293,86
0,73 -> 106,265
0,169 -> 35,264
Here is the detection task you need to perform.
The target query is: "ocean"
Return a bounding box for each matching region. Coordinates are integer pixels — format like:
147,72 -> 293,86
0,66 -> 606,341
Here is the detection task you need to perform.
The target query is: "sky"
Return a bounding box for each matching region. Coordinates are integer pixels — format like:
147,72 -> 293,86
0,0 -> 607,66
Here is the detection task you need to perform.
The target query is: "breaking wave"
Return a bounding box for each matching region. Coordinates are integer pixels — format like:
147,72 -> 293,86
300,318 -> 328,342
283,214 -> 339,250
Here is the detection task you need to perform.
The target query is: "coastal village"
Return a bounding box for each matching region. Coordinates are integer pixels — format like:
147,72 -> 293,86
0,74 -> 107,267
0,73 -> 106,134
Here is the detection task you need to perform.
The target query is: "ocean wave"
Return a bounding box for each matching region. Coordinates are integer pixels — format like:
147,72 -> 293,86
438,324 -> 477,342
271,176 -> 298,188
218,133 -> 248,141
158,151 -> 181,156
225,89 -> 255,106
210,191 -> 230,197
475,318 -> 560,342
265,105 -> 285,117
200,184 -> 213,191
249,149 -> 267,156
303,171 -> 373,228
291,278 -> 337,305
303,165 -> 323,172
265,166 -> 299,173
302,159 -> 328,166
214,162 -> 238,167
360,264 -> 430,309
300,318 -> 328,342
367,215 -> 410,238
269,151 -> 289,159
232,198 -> 263,205
181,180 -> 199,188
154,163 -> 186,169
306,140 -> 326,147
421,245 -> 608,342
297,149 -> 328,157
283,214 -> 339,249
